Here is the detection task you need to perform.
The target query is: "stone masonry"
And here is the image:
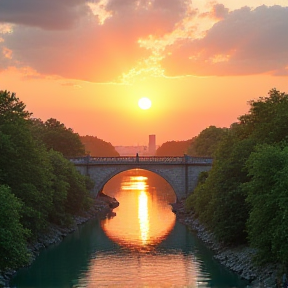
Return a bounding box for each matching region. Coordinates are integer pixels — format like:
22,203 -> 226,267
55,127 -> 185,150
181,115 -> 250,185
71,156 -> 212,200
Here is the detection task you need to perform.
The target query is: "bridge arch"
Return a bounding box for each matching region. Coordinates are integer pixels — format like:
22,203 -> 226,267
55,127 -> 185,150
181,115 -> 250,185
99,167 -> 177,199
71,156 -> 213,201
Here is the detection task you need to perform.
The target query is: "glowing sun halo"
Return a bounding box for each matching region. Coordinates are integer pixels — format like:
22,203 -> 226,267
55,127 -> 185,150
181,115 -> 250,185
138,97 -> 152,110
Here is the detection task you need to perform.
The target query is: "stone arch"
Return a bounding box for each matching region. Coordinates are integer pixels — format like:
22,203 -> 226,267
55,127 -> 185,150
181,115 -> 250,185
73,160 -> 212,201
95,166 -> 178,200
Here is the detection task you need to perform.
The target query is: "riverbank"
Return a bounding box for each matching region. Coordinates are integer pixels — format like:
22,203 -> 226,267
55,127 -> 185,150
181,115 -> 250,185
171,200 -> 282,288
0,193 -> 119,287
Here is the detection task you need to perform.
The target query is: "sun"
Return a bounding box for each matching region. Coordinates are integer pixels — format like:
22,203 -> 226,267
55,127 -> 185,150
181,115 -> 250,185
138,97 -> 152,110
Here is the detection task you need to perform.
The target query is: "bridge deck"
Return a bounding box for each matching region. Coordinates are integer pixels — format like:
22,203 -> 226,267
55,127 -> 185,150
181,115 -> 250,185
69,156 -> 213,165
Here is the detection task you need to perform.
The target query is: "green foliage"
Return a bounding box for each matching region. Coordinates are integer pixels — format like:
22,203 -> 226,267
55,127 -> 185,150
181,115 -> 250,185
48,150 -> 93,223
0,90 -> 94,270
80,135 -> 119,156
30,118 -> 85,157
187,126 -> 227,157
0,185 -> 30,270
185,176 -> 209,215
197,171 -> 209,186
239,88 -> 288,143
47,150 -> 70,224
0,93 -> 54,235
186,88 -> 288,257
244,144 -> 288,265
16,183 -> 52,233
156,139 -> 194,156
187,128 -> 254,244
0,90 -> 31,124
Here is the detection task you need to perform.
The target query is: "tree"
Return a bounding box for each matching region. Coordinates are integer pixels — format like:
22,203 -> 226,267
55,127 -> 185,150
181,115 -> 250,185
186,89 -> 288,246
30,118 -> 85,157
239,88 -> 288,144
187,126 -> 227,157
244,144 -> 288,265
0,122 -> 54,234
0,90 -> 95,274
0,91 -> 54,235
48,150 -> 93,224
0,185 -> 30,270
80,135 -> 119,157
156,139 -> 194,156
187,128 -> 254,244
0,90 -> 31,124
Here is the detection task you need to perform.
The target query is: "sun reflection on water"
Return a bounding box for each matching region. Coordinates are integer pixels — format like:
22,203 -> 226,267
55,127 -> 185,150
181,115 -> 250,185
101,173 -> 176,250
122,176 -> 148,191
138,191 -> 149,245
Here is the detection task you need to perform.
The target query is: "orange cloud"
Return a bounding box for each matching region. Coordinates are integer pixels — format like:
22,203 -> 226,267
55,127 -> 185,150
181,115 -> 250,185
2,47 -> 12,59
1,1 -> 288,82
0,0 -> 188,82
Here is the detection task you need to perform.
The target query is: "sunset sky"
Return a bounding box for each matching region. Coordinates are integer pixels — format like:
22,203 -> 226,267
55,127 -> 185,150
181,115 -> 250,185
1,0 -> 288,146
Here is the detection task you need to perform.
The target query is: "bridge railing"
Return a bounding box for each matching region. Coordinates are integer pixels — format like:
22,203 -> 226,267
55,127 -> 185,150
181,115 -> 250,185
69,155 -> 213,165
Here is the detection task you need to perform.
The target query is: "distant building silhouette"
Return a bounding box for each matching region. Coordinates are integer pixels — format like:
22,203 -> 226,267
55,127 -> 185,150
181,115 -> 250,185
149,134 -> 156,155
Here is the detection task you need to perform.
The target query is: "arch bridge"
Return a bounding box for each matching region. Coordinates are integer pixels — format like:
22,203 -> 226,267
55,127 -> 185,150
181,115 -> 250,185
70,155 -> 213,200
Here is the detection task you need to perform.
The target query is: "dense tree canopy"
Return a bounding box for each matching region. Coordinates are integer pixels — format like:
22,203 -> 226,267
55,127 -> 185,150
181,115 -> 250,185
239,88 -> 288,143
0,90 -> 93,270
156,139 -> 194,156
30,118 -> 85,157
187,126 -> 227,157
0,90 -> 31,123
244,144 -> 288,264
186,88 -> 288,266
0,185 -> 30,270
80,135 -> 119,157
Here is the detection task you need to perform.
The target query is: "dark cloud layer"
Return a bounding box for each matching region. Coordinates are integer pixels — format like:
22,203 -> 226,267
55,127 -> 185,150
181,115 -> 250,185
162,5 -> 288,76
0,0 -> 90,30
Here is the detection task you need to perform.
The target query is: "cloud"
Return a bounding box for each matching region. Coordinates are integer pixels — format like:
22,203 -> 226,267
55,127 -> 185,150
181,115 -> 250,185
105,0 -> 188,36
200,3 -> 229,20
0,43 -> 15,71
0,0 -> 188,82
162,5 -> 288,76
212,3 -> 229,19
2,1 -> 286,82
0,0 -> 90,30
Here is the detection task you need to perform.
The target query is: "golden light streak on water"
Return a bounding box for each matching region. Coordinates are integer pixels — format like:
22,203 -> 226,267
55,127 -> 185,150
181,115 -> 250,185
138,191 -> 149,245
121,176 -> 148,190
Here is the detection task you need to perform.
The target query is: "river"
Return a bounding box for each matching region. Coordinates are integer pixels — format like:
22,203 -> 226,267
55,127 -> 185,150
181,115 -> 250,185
11,169 -> 248,288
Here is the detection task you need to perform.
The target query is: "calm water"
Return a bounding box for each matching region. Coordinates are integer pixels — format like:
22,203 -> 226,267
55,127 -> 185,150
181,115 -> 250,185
11,169 -> 248,288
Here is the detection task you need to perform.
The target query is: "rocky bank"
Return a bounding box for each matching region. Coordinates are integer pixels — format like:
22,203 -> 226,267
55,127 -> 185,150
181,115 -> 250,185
171,200 -> 282,288
0,193 -> 119,287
